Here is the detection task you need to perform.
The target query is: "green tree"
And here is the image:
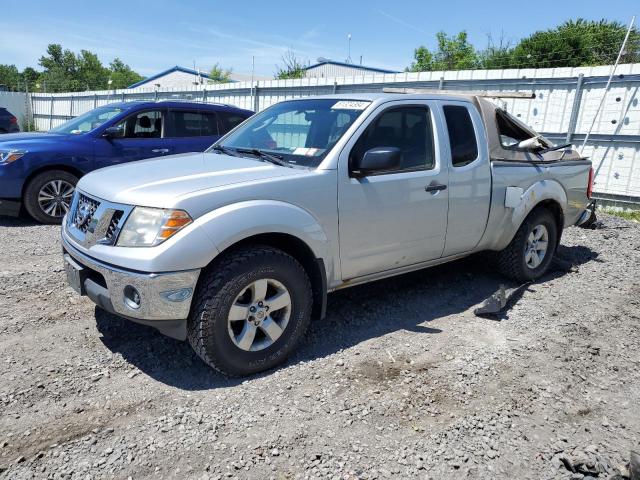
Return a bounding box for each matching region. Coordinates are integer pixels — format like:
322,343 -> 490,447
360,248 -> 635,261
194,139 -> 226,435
409,31 -> 478,71
478,34 -> 514,69
21,67 -> 40,91
76,50 -> 109,90
36,44 -> 144,91
408,46 -> 434,72
108,58 -> 144,89
0,64 -> 21,90
275,50 -> 306,79
208,63 -> 232,83
510,19 -> 640,68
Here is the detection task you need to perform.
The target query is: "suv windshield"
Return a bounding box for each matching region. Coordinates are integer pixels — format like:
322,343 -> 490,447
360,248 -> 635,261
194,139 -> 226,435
50,106 -> 125,135
211,98 -> 371,167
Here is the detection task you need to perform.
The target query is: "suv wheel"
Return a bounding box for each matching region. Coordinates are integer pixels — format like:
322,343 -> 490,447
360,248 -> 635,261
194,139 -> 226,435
496,208 -> 558,282
24,170 -> 78,224
188,245 -> 313,376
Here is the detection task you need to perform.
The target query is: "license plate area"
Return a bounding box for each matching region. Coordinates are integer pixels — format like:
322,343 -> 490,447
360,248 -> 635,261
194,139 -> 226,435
64,254 -> 86,295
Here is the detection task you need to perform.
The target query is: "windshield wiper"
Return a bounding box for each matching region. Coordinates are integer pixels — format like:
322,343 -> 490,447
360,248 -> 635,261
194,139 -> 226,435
210,144 -> 240,157
235,148 -> 292,168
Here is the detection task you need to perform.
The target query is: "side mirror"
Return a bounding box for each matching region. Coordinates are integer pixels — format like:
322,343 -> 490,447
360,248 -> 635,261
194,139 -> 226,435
102,126 -> 124,139
351,147 -> 402,176
516,136 -> 543,150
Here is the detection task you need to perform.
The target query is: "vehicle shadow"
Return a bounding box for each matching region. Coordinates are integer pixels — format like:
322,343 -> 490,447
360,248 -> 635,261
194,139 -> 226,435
95,244 -> 598,390
0,215 -> 39,227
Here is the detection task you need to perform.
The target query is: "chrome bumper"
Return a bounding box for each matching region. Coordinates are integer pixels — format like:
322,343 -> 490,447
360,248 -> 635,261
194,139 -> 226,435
62,234 -> 200,339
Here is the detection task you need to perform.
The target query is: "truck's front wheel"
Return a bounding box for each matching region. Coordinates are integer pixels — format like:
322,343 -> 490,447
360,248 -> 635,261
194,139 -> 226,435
188,245 -> 313,376
496,208 -> 558,282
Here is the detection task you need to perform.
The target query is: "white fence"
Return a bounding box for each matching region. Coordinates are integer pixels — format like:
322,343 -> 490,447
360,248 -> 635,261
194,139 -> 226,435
19,64 -> 640,202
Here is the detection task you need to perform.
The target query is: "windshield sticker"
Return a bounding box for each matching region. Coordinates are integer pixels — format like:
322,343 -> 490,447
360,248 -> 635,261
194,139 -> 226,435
293,147 -> 325,157
331,100 -> 370,110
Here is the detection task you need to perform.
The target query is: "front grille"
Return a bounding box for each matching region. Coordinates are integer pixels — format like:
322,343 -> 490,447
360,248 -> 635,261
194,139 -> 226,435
104,211 -> 123,241
74,193 -> 100,233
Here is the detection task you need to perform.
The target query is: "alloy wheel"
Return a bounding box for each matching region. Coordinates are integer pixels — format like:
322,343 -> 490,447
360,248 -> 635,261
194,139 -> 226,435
227,278 -> 292,352
38,180 -> 75,218
525,224 -> 549,269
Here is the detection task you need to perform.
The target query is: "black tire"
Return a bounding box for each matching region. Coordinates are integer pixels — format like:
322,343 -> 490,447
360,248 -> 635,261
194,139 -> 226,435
24,170 -> 78,224
496,208 -> 558,282
188,245 -> 313,376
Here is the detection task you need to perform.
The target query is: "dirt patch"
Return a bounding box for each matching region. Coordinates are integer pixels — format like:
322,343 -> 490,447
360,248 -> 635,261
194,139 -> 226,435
0,214 -> 639,479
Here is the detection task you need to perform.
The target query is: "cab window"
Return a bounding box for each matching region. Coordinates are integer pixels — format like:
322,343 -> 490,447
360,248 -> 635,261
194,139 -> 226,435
443,105 -> 478,167
217,111 -> 249,133
166,110 -> 219,137
113,110 -> 164,139
351,106 -> 435,172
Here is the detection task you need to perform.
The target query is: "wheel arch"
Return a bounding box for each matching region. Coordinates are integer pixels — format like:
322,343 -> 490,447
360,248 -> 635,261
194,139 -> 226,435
211,232 -> 328,320
195,200 -> 334,320
488,179 -> 567,251
22,164 -> 84,197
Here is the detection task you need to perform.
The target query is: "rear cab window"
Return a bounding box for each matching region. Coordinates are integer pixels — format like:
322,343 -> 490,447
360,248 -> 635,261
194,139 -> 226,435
443,105 -> 479,167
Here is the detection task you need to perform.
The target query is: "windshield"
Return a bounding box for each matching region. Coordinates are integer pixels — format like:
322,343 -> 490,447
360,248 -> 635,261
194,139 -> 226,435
50,106 -> 125,135
211,98 -> 371,167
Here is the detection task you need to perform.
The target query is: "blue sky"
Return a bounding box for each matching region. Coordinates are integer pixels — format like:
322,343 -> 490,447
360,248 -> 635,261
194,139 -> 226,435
2,0 -> 638,77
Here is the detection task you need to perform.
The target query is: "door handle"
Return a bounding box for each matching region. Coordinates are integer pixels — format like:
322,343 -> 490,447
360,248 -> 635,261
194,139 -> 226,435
425,182 -> 447,193
151,148 -> 170,154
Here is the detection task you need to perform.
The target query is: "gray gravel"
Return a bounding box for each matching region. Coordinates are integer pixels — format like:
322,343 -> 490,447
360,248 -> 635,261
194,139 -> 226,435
0,214 -> 639,479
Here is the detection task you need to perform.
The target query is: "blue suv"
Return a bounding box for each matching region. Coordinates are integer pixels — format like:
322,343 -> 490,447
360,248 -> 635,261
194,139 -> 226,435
0,101 -> 253,223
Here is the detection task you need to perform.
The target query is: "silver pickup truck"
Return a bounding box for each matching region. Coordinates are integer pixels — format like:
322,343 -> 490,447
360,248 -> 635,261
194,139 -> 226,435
61,93 -> 594,376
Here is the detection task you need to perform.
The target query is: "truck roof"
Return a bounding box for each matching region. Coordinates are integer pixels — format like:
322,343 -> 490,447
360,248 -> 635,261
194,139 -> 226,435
299,92 -> 483,104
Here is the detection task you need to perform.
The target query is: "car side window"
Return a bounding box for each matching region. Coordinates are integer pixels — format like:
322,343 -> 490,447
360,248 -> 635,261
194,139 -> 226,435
443,105 -> 478,167
167,111 -> 220,137
351,106 -> 435,172
217,111 -> 248,134
113,110 -> 164,139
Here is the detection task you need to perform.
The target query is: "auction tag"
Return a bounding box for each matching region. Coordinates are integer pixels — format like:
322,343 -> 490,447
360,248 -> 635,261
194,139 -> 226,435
332,100 -> 370,110
293,147 -> 325,156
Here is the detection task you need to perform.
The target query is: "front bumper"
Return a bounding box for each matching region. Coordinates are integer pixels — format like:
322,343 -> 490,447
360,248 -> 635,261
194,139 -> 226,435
62,234 -> 200,340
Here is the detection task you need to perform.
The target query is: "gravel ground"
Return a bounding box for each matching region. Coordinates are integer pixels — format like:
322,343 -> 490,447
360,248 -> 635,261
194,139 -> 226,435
0,214 -> 639,480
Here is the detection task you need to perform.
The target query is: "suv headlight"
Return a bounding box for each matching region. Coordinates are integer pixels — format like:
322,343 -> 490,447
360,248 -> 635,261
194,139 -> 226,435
116,207 -> 193,247
0,149 -> 26,164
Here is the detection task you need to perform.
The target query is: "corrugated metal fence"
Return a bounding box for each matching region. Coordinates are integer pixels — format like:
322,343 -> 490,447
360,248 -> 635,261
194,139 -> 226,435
18,64 -> 640,202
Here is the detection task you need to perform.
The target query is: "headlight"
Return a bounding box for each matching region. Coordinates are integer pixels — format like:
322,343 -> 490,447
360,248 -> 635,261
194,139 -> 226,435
0,149 -> 26,164
116,207 -> 192,247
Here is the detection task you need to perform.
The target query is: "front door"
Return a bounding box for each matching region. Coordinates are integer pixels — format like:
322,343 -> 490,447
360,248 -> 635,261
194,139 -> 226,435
94,109 -> 174,169
338,102 -> 449,280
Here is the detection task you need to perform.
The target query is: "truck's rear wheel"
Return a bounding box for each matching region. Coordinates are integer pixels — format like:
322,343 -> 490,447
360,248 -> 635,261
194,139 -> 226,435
188,245 -> 312,376
24,170 -> 78,224
496,208 -> 558,282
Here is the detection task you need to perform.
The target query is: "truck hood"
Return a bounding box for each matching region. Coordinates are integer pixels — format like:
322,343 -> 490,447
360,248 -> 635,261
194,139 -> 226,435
78,152 -> 306,208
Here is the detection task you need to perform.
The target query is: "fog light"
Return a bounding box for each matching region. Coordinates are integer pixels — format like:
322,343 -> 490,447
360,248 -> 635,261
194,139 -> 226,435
123,285 -> 141,310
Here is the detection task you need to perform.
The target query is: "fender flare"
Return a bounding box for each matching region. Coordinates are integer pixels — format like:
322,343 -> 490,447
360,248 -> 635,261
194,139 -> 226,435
196,199 -> 334,277
491,179 -> 567,251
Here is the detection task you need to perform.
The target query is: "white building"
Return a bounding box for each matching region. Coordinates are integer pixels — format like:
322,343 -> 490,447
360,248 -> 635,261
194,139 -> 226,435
128,66 -> 269,89
303,59 -> 398,78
